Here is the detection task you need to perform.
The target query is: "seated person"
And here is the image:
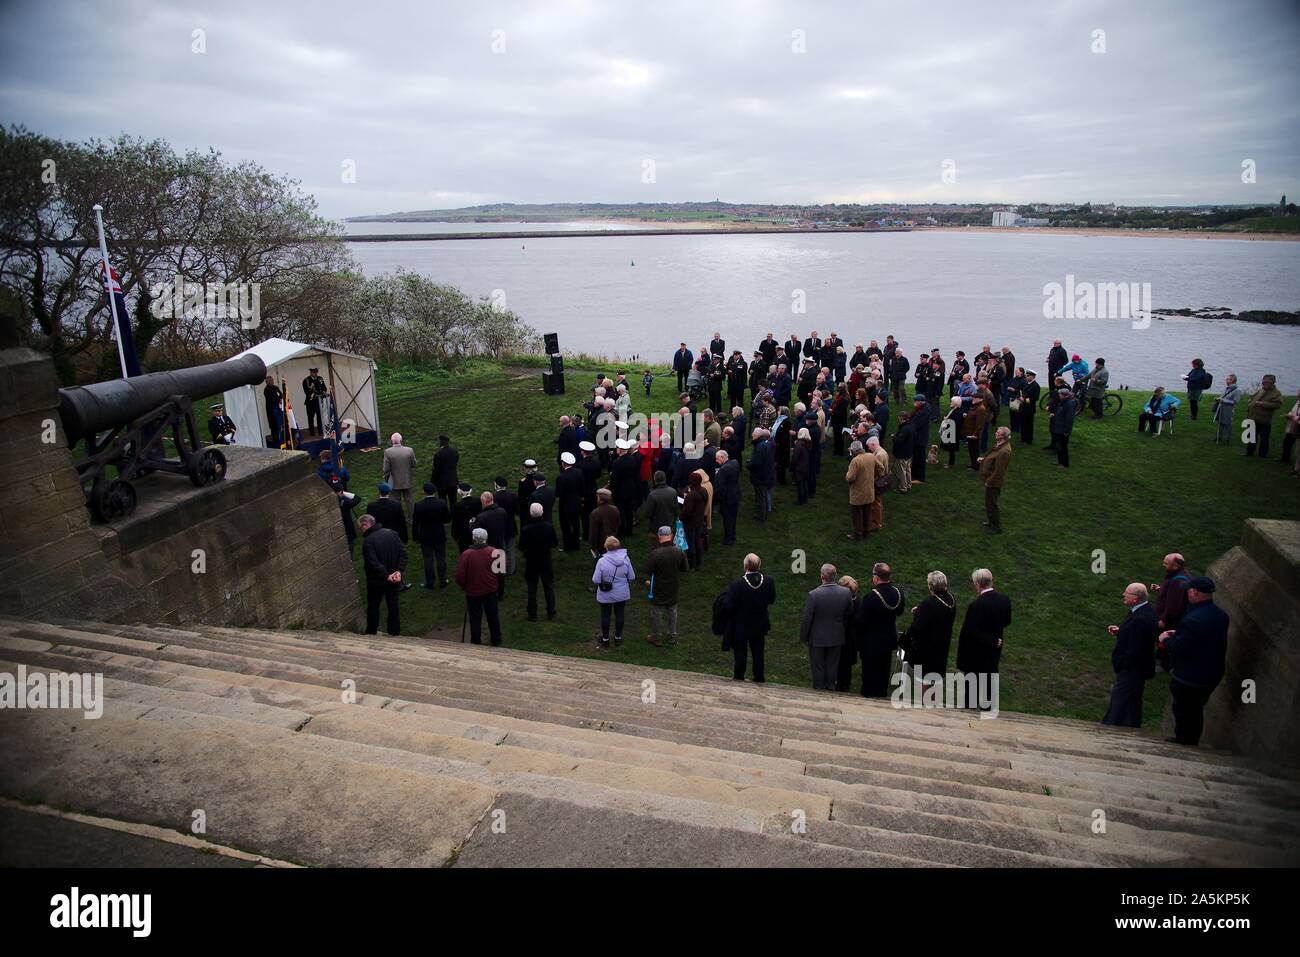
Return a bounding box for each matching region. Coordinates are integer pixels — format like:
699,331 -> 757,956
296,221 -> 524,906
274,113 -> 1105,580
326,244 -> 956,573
1137,387 -> 1180,434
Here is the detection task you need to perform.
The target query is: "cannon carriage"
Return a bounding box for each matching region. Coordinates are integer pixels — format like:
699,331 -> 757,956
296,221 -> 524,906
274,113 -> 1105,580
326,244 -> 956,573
57,354 -> 268,521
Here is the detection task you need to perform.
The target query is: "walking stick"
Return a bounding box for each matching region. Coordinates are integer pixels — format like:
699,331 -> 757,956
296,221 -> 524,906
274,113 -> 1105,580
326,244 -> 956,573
461,604 -> 467,643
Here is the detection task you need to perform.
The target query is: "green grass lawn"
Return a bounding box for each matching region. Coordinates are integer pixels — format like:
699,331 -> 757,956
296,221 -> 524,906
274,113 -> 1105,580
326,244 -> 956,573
338,365 -> 1298,728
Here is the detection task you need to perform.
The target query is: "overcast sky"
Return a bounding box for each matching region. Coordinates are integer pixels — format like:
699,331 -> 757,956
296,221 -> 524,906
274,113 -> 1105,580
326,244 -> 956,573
3,0 -> 1298,219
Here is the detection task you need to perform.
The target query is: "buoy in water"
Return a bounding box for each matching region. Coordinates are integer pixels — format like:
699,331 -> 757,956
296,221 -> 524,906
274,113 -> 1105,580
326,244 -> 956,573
630,260 -> 635,266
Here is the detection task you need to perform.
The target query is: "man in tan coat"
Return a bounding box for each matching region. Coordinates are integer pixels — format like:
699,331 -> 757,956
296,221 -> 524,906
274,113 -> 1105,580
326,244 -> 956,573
1245,374 -> 1284,459
977,426 -> 1014,534
383,432 -> 418,518
844,440 -> 875,540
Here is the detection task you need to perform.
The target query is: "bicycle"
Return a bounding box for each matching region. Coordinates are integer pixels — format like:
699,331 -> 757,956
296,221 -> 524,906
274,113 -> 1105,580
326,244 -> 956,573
1038,381 -> 1123,416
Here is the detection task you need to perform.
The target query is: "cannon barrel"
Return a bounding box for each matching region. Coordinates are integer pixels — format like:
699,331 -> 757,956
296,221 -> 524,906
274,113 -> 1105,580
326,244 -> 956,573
58,354 -> 268,444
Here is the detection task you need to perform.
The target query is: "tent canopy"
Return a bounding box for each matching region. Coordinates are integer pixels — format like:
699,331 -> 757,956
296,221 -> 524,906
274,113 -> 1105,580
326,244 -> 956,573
222,337 -> 379,449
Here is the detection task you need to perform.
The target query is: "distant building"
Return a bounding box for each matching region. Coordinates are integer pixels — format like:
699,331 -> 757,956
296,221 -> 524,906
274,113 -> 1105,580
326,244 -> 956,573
1016,217 -> 1049,227
992,210 -> 1019,227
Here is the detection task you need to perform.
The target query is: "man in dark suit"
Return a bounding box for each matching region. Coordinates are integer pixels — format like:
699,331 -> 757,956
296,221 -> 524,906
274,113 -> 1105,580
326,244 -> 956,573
673,342 -> 694,393
528,473 -> 556,525
610,442 -> 642,536
359,514 -> 407,635
803,331 -> 822,363
709,332 -> 726,358
726,553 -> 776,681
714,449 -> 741,545
1159,577 -> 1229,746
1019,371 -> 1041,444
784,334 -> 802,367
747,429 -> 774,523
799,563 -> 853,691
431,435 -> 460,509
518,502 -> 558,621
1102,582 -> 1159,727
491,477 -> 519,577
908,395 -> 931,485
576,441 -> 603,540
758,333 -> 778,366
470,490 -> 509,599
366,483 -> 408,544
451,483 -> 481,553
554,415 -> 579,468
853,562 -> 906,697
555,453 -> 585,551
411,482 -> 450,588
955,567 -> 1012,711
726,351 -> 748,411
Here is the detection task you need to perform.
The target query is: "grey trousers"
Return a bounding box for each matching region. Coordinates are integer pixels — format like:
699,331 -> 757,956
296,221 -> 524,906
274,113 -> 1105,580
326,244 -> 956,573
809,644 -> 842,690
394,486 -> 413,518
650,603 -> 678,639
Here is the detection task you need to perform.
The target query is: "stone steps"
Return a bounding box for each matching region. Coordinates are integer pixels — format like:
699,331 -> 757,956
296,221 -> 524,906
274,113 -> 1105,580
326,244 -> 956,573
2,616 -> 1298,867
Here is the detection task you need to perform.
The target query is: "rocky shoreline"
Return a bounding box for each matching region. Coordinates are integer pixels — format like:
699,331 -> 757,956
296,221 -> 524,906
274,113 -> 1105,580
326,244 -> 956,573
1153,307 -> 1300,326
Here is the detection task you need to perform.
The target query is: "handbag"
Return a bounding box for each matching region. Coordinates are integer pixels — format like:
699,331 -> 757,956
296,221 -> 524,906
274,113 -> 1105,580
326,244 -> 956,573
1009,399 -> 1021,411
674,519 -> 688,551
875,472 -> 893,491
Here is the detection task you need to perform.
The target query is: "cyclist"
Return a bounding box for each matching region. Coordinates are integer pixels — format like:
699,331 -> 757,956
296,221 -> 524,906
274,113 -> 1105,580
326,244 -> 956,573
1057,353 -> 1090,388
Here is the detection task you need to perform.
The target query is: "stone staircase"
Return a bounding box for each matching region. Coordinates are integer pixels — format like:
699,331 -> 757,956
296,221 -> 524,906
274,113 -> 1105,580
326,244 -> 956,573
2,617 -> 1298,868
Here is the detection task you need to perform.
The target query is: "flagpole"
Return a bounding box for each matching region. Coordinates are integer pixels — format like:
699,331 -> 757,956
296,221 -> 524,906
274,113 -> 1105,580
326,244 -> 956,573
93,204 -> 130,380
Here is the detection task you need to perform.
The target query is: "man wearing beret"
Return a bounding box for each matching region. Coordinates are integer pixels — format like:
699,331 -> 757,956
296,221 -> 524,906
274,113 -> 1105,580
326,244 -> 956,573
1158,576 -> 1229,746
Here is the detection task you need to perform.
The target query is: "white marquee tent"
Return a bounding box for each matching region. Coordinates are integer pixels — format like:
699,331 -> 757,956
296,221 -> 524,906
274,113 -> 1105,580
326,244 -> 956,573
222,338 -> 380,450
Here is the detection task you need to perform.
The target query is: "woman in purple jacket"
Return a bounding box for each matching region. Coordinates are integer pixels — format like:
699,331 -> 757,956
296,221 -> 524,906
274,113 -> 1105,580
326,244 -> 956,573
592,538 -> 635,649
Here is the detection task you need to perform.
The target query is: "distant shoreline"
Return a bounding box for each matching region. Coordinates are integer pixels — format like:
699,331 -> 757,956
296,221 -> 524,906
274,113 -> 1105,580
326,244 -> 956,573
344,220 -> 1300,242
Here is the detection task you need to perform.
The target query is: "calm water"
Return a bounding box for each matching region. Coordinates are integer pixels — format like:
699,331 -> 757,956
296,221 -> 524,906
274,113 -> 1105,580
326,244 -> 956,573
344,224 -> 1300,390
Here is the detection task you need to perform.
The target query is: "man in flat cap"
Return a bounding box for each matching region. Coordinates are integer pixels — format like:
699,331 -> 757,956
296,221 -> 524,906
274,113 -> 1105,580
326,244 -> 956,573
1158,576 -> 1229,746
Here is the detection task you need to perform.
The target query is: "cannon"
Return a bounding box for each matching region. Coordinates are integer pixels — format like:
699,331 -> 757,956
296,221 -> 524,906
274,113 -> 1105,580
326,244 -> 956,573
58,354 -> 267,522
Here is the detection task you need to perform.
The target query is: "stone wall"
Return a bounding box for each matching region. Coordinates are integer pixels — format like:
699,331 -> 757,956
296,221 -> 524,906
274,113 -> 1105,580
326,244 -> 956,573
0,346 -> 362,632
1163,518 -> 1299,767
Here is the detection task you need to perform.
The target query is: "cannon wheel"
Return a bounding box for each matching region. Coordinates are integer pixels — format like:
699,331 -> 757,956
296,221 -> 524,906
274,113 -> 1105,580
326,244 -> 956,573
90,478 -> 137,522
187,447 -> 227,487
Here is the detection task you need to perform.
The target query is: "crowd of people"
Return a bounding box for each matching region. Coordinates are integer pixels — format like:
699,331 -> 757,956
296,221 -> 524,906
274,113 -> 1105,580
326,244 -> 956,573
310,329 -> 1279,745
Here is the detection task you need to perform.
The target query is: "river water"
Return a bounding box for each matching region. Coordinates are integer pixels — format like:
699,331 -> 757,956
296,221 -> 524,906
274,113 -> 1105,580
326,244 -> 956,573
343,223 -> 1300,390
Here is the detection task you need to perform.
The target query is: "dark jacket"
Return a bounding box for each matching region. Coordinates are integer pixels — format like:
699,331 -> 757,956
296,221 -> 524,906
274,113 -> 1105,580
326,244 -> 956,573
493,488 -> 519,540
856,582 -> 906,696
956,589 -> 1012,674
892,422 -> 915,459
556,466 -> 585,511
727,571 -> 776,638
517,517 -> 558,573
901,591 -> 957,678
1051,395 -> 1077,435
588,503 -> 621,553
610,453 -> 641,503
361,524 -> 407,583
470,504 -> 508,549
529,484 -> 556,524
791,438 -> 811,481
641,483 -> 680,530
366,497 -> 408,543
645,542 -> 688,606
578,455 -> 603,507
714,459 -> 741,506
680,484 -> 707,531
1113,602 -> 1159,678
411,495 -> 450,546
431,445 -> 459,492
452,497 -> 482,550
1165,600 -> 1229,689
747,438 -> 775,486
